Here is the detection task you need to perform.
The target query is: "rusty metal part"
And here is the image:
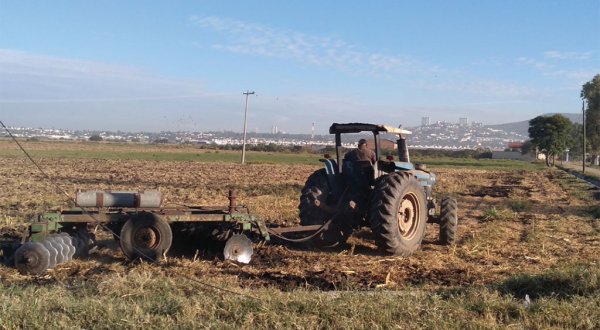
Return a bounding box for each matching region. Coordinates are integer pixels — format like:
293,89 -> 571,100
228,189 -> 237,214
133,226 -> 160,249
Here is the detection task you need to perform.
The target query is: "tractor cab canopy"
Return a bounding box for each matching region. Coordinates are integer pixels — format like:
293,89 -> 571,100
329,123 -> 412,135
328,123 -> 413,175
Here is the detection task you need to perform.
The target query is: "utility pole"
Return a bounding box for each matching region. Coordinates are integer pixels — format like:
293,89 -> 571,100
583,99 -> 586,174
241,90 -> 255,164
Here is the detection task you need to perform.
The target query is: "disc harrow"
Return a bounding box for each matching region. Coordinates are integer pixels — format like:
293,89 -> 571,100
0,189 -> 276,275
12,233 -> 88,275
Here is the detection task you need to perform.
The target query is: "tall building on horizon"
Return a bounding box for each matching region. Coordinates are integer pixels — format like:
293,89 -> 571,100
459,117 -> 468,126
421,117 -> 430,126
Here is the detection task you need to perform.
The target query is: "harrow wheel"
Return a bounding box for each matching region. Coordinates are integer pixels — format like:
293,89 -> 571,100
439,197 -> 458,245
369,172 -> 427,256
120,213 -> 172,262
14,242 -> 50,275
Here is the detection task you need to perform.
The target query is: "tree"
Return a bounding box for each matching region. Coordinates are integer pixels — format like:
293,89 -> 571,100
89,134 -> 103,142
567,123 -> 588,160
520,140 -> 533,155
528,114 -> 573,166
582,74 -> 600,163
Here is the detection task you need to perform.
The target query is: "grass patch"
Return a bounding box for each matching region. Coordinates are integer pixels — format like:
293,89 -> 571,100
1,267 -> 599,329
0,140 -> 547,168
415,157 -> 545,170
481,207 -> 514,222
497,265 -> 600,299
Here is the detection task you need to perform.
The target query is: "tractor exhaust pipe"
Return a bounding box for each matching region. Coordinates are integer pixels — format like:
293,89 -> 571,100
397,137 -> 410,163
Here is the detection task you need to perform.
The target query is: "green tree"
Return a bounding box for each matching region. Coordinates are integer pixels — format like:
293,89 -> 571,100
582,74 -> 600,163
528,114 -> 573,166
89,134 -> 103,142
520,140 -> 533,155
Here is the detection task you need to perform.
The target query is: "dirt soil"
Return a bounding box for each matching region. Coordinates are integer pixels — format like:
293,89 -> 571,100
1,156 -> 599,291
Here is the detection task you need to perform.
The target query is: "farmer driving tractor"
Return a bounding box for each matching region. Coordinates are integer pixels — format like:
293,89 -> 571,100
344,138 -> 376,164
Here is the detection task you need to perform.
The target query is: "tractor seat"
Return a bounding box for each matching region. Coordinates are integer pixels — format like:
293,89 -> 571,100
354,160 -> 373,168
342,160 -> 375,187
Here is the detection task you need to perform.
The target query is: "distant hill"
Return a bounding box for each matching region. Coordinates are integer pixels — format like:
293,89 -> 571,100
486,113 -> 582,137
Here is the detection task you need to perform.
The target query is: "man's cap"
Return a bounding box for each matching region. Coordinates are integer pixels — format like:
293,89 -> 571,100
358,139 -> 367,145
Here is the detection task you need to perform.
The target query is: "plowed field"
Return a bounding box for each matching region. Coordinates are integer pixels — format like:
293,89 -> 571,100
2,147 -> 599,292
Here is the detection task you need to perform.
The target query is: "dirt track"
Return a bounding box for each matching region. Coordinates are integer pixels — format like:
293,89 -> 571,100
1,157 -> 599,291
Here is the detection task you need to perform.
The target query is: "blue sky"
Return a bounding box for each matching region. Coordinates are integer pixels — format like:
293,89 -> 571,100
1,0 -> 599,133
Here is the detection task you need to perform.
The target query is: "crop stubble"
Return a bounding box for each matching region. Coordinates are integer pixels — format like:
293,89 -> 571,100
1,154 -> 599,292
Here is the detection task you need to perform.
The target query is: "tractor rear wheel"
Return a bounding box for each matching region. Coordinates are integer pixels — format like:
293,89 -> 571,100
439,197 -> 458,245
120,213 -> 172,262
299,169 -> 331,226
369,172 -> 427,256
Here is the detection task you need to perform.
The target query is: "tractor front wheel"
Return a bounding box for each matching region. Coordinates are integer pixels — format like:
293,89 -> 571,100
299,169 -> 331,226
369,172 -> 427,256
439,197 -> 458,245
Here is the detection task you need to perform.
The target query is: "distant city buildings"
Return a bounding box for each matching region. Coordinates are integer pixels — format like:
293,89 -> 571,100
459,117 -> 468,126
1,119 -> 528,151
421,117 -> 430,126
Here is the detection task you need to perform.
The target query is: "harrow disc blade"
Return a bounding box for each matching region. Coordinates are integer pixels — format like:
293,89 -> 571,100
59,233 -> 76,260
41,239 -> 58,269
223,234 -> 253,264
74,231 -> 92,258
14,242 -> 50,275
47,236 -> 66,264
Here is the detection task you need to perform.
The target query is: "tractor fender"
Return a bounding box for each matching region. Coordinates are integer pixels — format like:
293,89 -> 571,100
319,158 -> 344,199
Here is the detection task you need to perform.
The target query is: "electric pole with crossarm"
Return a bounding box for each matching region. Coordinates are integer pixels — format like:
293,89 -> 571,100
241,90 -> 255,164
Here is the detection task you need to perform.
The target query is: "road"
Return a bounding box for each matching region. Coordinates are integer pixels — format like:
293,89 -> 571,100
562,162 -> 600,178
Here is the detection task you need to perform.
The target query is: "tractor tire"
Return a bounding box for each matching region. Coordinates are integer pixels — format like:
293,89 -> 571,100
369,172 -> 427,256
439,197 -> 458,245
299,169 -> 331,226
120,213 -> 172,262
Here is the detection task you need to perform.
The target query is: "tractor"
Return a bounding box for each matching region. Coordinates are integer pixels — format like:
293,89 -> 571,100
299,123 -> 458,256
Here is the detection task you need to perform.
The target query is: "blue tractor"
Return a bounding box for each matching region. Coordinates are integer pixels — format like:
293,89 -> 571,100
299,123 -> 458,256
